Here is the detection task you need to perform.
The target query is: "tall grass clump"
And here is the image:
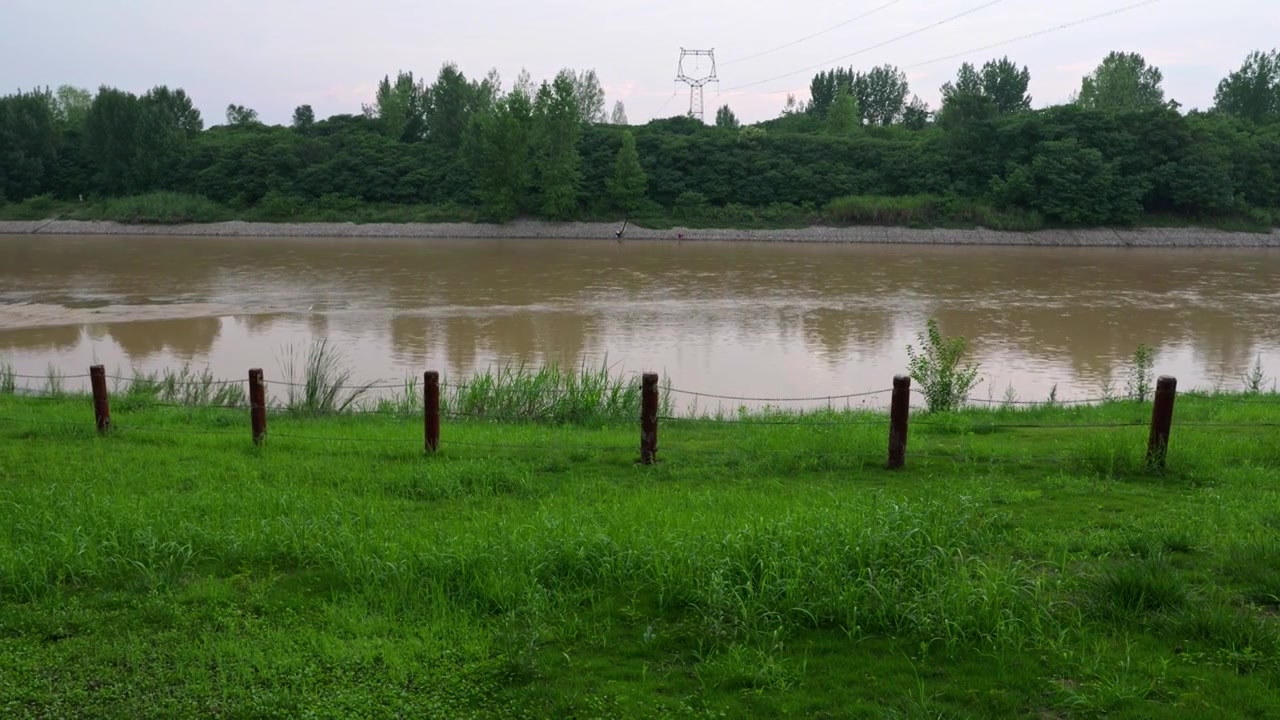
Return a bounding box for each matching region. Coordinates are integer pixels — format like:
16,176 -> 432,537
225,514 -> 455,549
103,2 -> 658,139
826,195 -> 940,225
278,338 -> 374,415
907,319 -> 981,413
443,360 -> 668,423
1242,355 -> 1271,394
0,358 -> 15,394
123,366 -> 246,407
98,192 -> 227,224
1087,559 -> 1188,621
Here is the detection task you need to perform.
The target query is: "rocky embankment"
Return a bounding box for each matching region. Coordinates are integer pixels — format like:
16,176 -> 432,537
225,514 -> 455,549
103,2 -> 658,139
2,219 -> 1278,247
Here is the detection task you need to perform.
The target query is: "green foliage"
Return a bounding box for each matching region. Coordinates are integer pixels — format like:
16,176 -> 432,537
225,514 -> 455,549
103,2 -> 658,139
906,319 -> 981,413
826,84 -> 860,135
1243,355 -> 1271,394
96,192 -> 226,223
1076,51 -> 1169,110
606,129 -> 647,213
853,64 -> 910,126
291,104 -> 315,131
0,358 -> 14,394
942,57 -> 1031,115
991,139 -> 1146,225
3,55 -> 1280,230
1126,344 -> 1156,402
224,103 -> 260,126
277,338 -> 375,415
464,92 -> 533,221
901,96 -> 930,129
532,74 -> 582,219
1214,49 -> 1280,122
714,104 -> 739,129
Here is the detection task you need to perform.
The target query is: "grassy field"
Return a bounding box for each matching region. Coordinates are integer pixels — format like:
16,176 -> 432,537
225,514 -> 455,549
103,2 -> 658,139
2,390 -> 1280,719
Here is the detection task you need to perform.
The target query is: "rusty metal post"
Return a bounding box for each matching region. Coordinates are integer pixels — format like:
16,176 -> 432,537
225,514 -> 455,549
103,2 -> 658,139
640,372 -> 659,465
1146,375 -> 1177,469
89,365 -> 111,433
424,371 -> 440,453
887,375 -> 911,469
249,368 -> 267,446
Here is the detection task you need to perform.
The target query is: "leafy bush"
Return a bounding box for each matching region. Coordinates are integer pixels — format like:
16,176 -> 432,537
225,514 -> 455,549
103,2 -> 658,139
906,319 -> 981,413
1125,345 -> 1155,402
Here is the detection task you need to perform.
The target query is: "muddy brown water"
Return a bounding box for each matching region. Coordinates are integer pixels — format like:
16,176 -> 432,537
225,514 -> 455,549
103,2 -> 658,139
2,234 -> 1278,409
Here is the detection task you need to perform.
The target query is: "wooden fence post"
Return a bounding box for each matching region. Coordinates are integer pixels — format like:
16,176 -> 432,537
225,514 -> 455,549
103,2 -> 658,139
424,371 -> 440,453
249,368 -> 267,446
887,375 -> 911,469
1146,375 -> 1177,469
89,365 -> 111,434
640,372 -> 659,465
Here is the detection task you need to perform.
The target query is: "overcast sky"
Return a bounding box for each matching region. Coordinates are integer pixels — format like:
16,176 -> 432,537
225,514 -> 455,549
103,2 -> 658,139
3,0 -> 1275,126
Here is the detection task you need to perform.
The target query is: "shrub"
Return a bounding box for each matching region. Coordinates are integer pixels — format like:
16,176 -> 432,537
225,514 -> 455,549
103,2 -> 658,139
906,319 -> 981,413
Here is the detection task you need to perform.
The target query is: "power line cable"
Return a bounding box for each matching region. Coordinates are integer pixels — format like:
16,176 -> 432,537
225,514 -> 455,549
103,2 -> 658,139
722,0 -> 1005,92
903,0 -> 1165,70
722,0 -> 910,66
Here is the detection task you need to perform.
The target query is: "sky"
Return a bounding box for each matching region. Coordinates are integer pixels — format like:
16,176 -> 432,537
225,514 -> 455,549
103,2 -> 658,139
2,0 -> 1276,126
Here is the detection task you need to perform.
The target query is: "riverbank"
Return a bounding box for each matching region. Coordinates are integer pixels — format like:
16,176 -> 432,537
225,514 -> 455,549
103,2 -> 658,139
2,392 -> 1280,718
3,218 -> 1280,247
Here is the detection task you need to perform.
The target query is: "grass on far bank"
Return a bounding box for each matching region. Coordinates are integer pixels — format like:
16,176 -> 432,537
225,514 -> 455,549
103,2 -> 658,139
2,388 -> 1280,719
3,191 -> 1277,233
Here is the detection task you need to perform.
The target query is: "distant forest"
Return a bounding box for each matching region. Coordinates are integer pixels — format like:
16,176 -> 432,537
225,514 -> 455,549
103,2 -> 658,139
1,50 -> 1279,230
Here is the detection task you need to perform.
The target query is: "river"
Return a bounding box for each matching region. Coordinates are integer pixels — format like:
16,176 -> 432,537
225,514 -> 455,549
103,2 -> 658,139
2,234 -> 1277,407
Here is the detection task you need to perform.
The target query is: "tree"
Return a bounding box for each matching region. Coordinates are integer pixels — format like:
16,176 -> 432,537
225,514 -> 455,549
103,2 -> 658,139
569,69 -> 607,124
979,57 -> 1032,114
464,91 -> 532,221
292,104 -> 315,131
86,87 -> 145,194
471,68 -> 504,115
853,65 -> 909,126
941,58 -> 1030,116
225,104 -> 260,126
426,63 -> 474,149
902,96 -> 930,130
715,104 -> 739,129
53,85 -> 93,129
1214,49 -> 1280,122
134,86 -> 203,189
0,89 -> 59,201
1075,52 -> 1167,110
606,129 -> 647,212
532,73 -> 582,218
142,86 -> 202,138
940,63 -> 983,106
610,101 -> 628,125
513,68 -> 537,99
782,93 -> 800,116
364,71 -> 429,142
826,84 -> 861,134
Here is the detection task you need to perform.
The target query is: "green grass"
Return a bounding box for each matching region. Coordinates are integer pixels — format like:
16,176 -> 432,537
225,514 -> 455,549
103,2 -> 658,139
2,391 -> 1279,718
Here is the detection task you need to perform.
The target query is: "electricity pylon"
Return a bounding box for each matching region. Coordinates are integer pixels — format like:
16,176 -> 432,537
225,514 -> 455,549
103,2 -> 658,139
675,48 -> 718,122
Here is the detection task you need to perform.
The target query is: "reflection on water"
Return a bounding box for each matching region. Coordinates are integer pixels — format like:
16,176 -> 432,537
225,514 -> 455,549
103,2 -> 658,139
1,235 -> 1278,403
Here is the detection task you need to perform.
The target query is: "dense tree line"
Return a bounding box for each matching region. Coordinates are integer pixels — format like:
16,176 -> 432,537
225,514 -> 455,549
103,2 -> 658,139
1,50 -> 1279,227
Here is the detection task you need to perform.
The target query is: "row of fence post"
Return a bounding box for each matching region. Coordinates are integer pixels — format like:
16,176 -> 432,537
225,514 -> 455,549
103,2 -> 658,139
81,365 -> 1180,470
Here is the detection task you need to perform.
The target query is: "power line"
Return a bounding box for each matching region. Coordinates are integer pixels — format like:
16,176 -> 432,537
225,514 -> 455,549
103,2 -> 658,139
903,0 -> 1165,70
721,0 -> 910,66
721,0 -> 1005,93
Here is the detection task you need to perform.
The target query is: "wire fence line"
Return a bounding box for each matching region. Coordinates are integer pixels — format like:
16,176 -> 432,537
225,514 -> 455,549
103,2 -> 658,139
10,367 -> 1280,407
6,362 -> 1280,473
